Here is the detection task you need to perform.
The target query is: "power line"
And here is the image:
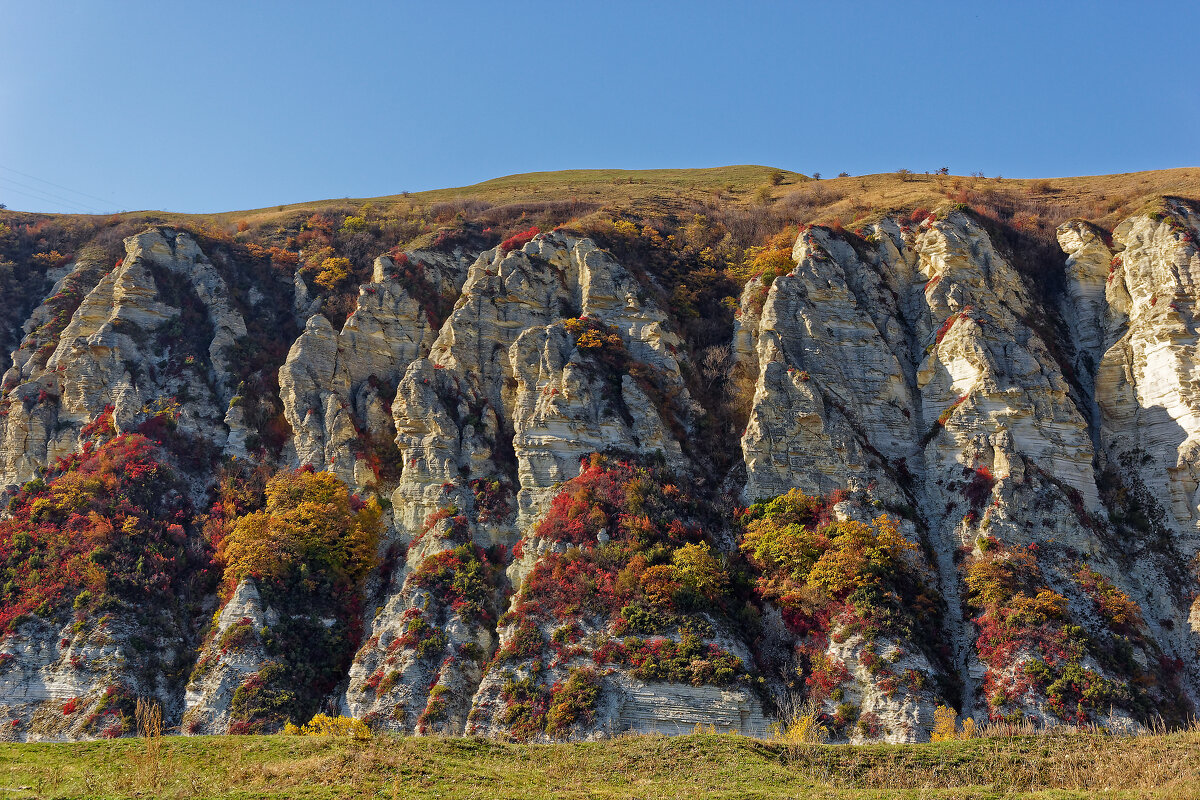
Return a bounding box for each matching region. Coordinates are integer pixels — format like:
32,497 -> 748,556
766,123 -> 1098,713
0,175 -> 109,213
0,177 -> 109,214
0,182 -> 105,215
0,163 -> 120,209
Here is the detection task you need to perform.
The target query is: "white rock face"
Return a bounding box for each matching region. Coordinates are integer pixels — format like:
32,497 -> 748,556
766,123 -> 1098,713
4,211 -> 1200,742
341,559 -> 493,734
1097,204 -> 1200,537
611,680 -> 770,736
182,580 -> 270,735
278,252 -> 470,493
1084,201 -> 1200,689
733,210 -> 1200,730
347,232 -> 698,733
1057,221 -> 1111,421
0,228 -> 248,488
0,608 -> 183,741
509,324 -> 683,521
388,232 -> 692,537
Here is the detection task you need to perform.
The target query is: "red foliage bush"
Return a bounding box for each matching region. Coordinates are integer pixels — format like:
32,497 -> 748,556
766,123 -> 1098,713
499,226 -> 540,253
0,434 -> 199,631
519,551 -> 622,620
805,652 -> 850,703
79,406 -> 117,442
963,466 -> 996,509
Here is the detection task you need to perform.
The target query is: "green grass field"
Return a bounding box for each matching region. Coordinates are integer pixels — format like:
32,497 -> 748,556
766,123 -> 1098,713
0,730 -> 1198,799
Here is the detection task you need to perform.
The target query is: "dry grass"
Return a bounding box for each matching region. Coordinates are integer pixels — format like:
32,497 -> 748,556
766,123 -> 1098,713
802,726 -> 1200,795
0,726 -> 1198,799
769,699 -> 828,745
128,697 -> 165,794
11,165 -> 1197,236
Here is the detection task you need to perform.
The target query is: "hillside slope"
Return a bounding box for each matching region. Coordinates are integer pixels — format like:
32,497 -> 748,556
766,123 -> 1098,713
0,168 -> 1197,742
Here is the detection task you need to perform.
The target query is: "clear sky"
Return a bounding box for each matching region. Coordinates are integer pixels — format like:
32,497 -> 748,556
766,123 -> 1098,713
1,0 -> 1196,214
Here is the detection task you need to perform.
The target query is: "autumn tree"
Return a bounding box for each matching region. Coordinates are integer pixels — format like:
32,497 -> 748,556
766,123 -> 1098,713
215,467 -> 382,730
313,256 -> 352,291
221,468 -> 381,589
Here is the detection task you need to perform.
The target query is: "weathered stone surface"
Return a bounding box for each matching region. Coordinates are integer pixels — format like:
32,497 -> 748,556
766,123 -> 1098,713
3,210 -> 1200,742
1,228 -> 247,489
278,252 -> 471,494
391,232 -> 692,535
182,580 -> 270,735
734,210 -> 1196,731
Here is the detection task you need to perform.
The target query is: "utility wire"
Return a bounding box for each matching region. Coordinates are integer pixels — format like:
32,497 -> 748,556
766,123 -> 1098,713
0,184 -> 102,214
0,177 -> 109,214
0,175 -> 110,213
0,163 -> 120,209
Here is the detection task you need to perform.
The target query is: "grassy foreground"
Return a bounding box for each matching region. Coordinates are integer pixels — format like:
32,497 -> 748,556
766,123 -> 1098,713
0,730 -> 1198,799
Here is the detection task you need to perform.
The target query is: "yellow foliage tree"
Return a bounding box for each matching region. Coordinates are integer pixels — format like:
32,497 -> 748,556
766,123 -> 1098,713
726,243 -> 795,285
931,705 -> 958,741
807,516 -> 917,597
740,490 -> 826,581
671,541 -> 727,601
313,257 -> 352,291
221,468 -> 382,589
964,546 -> 1068,627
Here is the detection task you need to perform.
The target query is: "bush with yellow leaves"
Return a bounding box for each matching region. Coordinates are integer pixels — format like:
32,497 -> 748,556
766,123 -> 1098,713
220,467 -> 382,589
284,713 -> 371,741
932,705 -> 977,741
770,700 -> 828,744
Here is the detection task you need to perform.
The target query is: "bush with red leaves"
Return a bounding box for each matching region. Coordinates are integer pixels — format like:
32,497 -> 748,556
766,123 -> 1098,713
0,434 -> 200,632
499,226 -> 540,253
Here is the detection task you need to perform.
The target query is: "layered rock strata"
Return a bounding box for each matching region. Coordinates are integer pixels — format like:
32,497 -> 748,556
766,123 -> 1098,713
0,205 -> 1198,741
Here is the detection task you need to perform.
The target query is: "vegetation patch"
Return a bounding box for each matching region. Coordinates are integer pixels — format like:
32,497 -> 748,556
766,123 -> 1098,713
0,434 -> 202,632
212,467 -> 383,730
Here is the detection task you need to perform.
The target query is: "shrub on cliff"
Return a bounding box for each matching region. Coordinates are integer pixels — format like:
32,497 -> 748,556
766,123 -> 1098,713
490,453 -> 754,739
960,542 -> 1173,723
740,489 -> 935,643
512,454 -> 732,624
738,488 -> 945,712
0,434 -> 199,632
215,467 -> 383,731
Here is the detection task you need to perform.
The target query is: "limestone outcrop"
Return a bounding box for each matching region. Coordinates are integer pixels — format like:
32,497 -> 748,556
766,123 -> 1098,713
278,251 -> 470,492
0,228 -> 247,490
343,232 -> 697,734
1,204 -> 1199,742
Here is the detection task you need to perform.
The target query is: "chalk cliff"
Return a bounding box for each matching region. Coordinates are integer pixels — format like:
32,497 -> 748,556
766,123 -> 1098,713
0,195 -> 1197,742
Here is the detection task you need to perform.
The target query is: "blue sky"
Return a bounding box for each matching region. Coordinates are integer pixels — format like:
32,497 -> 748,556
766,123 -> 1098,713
1,0 -> 1196,214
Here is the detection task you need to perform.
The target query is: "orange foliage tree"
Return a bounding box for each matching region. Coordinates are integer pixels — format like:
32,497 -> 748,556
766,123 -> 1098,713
213,467 -> 382,730
220,468 -> 381,591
